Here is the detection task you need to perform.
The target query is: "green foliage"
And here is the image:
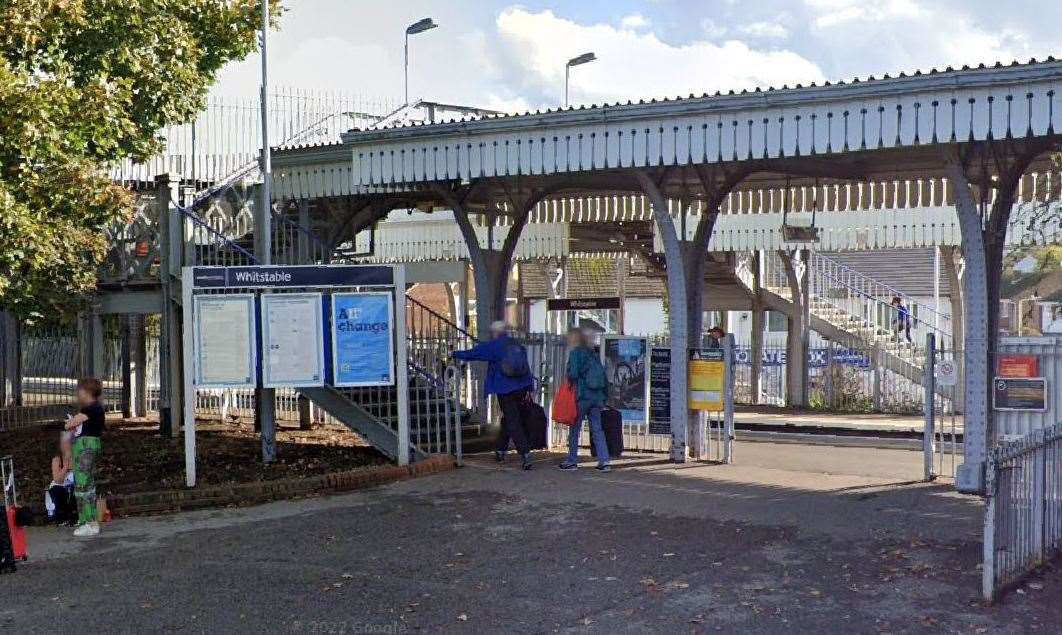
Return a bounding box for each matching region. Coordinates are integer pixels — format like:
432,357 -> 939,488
0,0 -> 275,322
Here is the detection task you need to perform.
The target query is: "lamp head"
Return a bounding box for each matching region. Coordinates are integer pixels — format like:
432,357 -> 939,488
567,52 -> 597,67
407,18 -> 438,35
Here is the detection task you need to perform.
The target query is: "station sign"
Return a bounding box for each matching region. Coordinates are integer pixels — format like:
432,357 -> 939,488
547,297 -> 621,311
192,265 -> 394,289
997,355 -> 1039,378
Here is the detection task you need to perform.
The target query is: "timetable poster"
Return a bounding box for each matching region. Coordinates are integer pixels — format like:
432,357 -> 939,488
194,294 -> 256,388
261,293 -> 325,388
331,293 -> 395,387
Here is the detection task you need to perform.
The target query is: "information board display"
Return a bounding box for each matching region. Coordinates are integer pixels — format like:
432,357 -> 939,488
993,377 -> 1048,411
261,293 -> 325,388
602,337 -> 648,424
331,292 -> 395,387
648,347 -> 671,435
689,349 -> 725,411
193,294 -> 256,388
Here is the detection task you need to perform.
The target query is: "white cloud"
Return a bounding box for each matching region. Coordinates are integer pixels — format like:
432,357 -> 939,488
803,0 -> 1032,73
495,8 -> 824,107
739,22 -> 789,40
620,14 -> 650,30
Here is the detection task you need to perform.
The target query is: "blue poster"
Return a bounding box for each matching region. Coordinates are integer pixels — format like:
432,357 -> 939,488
331,293 -> 395,387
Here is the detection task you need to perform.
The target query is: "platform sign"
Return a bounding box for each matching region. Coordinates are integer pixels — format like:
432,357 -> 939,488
193,294 -> 256,388
331,292 -> 395,387
602,337 -> 648,424
649,347 -> 671,434
689,349 -> 725,411
993,377 -> 1048,412
998,355 -> 1039,378
261,293 -> 325,388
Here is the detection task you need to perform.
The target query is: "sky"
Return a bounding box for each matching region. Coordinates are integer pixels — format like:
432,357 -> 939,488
215,0 -> 1062,114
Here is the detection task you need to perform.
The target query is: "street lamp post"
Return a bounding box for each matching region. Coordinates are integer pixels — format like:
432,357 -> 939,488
405,18 -> 438,105
565,52 -> 597,107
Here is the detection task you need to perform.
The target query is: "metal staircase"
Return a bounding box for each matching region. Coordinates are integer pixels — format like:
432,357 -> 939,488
756,251 -> 953,392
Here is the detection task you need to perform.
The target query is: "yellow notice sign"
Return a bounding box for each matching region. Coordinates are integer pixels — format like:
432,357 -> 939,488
689,349 -> 725,411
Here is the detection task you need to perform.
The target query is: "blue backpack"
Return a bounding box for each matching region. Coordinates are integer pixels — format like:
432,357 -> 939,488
500,340 -> 531,378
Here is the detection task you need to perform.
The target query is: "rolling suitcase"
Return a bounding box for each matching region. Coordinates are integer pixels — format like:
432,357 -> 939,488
590,407 -> 624,459
0,505 -> 15,574
521,400 -> 548,450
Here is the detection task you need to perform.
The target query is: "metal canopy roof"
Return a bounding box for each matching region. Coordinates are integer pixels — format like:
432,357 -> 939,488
273,59 -> 1062,201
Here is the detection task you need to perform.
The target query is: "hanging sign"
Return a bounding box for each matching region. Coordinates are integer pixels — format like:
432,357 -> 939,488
261,293 -> 325,388
602,337 -> 648,424
547,297 -> 621,311
689,349 -> 725,412
331,293 -> 395,387
993,377 -> 1048,412
193,294 -> 256,389
649,348 -> 671,435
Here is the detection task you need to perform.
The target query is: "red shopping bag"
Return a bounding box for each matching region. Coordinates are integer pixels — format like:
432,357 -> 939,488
551,380 -> 579,427
5,506 -> 26,561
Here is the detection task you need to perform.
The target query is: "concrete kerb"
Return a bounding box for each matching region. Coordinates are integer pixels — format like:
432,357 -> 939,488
105,455 -> 456,518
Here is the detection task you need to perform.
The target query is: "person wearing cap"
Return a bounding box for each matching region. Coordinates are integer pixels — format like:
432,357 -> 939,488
452,320 -> 535,470
706,326 -> 726,349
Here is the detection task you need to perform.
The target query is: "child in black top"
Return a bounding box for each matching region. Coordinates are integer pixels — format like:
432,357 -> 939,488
64,377 -> 104,537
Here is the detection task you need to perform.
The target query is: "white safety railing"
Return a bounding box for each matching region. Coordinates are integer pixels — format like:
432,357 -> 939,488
983,422 -> 1062,601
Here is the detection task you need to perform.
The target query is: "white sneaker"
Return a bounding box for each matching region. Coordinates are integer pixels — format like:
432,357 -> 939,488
73,522 -> 100,538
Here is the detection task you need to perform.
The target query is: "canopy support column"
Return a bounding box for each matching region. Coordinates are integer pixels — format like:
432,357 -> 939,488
637,171 -> 690,462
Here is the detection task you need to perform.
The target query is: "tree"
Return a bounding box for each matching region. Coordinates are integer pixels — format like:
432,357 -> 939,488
0,0 -> 275,322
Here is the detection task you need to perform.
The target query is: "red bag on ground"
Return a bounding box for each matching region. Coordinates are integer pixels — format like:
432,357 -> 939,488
551,380 -> 579,427
5,506 -> 26,561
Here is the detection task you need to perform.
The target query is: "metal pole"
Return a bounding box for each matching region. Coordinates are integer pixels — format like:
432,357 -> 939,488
404,32 -> 409,106
923,332 -> 936,481
257,0 -> 277,463
394,265 -> 411,466
181,267 -> 197,487
565,65 -> 569,108
723,334 -> 735,464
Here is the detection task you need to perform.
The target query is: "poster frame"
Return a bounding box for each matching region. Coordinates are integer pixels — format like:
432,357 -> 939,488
260,292 -> 326,389
193,293 -> 257,390
600,335 -> 650,426
330,291 -> 396,388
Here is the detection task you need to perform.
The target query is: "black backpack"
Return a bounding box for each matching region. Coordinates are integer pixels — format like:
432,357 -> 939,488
499,340 -> 531,378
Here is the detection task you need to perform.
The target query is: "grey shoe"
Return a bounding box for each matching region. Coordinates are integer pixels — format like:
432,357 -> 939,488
596,464 -> 612,473
558,462 -> 579,471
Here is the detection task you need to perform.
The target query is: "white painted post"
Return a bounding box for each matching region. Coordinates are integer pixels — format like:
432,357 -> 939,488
723,334 -> 735,464
394,264 -> 411,466
181,267 -> 197,487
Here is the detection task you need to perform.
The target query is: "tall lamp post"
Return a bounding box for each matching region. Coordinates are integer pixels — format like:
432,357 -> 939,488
565,52 -> 596,107
405,18 -> 438,105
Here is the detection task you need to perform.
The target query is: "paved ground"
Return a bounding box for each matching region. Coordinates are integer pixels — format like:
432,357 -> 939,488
4,442 -> 1059,634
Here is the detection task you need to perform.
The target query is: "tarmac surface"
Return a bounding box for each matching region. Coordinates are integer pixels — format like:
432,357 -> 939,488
4,442 -> 1060,634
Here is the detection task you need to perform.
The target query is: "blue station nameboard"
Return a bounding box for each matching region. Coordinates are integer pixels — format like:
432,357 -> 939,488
192,265 -> 394,289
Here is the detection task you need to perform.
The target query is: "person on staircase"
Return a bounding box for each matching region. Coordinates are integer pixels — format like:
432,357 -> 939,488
559,327 -> 611,472
891,297 -> 913,344
452,320 -> 535,470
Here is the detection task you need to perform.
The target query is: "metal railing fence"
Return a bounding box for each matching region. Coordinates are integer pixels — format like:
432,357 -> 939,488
983,422 -> 1062,601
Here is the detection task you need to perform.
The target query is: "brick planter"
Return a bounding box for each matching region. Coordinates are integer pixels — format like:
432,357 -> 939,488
105,455 -> 456,518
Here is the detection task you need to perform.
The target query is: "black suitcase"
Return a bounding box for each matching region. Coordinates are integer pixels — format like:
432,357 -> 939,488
521,401 -> 548,450
590,407 -> 624,459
